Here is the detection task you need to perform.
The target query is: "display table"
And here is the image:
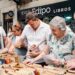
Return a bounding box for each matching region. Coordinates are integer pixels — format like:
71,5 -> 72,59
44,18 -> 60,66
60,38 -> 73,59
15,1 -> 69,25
0,53 -> 75,75
0,63 -> 75,75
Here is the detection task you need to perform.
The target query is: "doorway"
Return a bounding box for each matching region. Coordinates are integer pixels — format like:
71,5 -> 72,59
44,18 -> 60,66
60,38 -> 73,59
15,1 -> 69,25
3,12 -> 13,34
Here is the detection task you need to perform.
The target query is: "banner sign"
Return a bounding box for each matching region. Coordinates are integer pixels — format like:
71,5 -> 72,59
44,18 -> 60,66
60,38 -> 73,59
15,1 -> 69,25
18,1 -> 75,21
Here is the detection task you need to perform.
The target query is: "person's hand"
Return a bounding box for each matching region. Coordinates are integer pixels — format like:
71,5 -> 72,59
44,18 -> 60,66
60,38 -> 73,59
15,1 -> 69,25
29,44 -> 36,51
29,50 -> 40,58
66,59 -> 75,69
0,48 -> 8,54
29,44 -> 40,51
8,50 -> 14,55
23,59 -> 34,64
8,45 -> 15,54
52,59 -> 62,66
15,41 -> 22,48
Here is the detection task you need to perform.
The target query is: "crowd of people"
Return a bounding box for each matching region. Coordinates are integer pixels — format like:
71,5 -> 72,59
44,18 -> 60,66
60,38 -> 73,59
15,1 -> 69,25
0,12 -> 75,69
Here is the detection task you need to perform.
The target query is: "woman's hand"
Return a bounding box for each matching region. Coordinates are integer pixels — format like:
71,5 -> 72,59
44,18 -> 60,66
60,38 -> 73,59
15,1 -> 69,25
66,59 -> 75,69
23,59 -> 34,64
52,59 -> 62,66
8,45 -> 15,54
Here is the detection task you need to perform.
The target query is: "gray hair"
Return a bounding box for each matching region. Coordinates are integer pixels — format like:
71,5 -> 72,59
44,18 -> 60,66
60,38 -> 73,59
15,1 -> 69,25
49,16 -> 66,31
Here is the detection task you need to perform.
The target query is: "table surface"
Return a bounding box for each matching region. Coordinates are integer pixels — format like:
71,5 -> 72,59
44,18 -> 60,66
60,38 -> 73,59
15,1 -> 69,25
0,53 -> 75,75
0,63 -> 75,75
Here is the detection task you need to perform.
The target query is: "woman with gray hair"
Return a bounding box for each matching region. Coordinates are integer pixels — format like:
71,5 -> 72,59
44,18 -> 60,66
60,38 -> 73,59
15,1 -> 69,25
24,16 -> 75,67
50,16 -> 66,29
43,16 -> 75,66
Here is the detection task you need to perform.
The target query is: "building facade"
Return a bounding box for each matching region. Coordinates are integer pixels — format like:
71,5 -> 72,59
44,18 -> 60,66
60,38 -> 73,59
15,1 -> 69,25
0,0 -> 17,33
0,0 -> 71,33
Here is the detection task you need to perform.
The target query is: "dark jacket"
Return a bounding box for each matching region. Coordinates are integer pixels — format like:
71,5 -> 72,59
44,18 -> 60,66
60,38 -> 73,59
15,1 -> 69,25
70,20 -> 75,33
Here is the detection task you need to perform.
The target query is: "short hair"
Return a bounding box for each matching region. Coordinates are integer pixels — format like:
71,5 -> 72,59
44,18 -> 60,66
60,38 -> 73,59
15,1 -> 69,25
13,21 -> 24,30
25,12 -> 38,23
49,16 -> 66,31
